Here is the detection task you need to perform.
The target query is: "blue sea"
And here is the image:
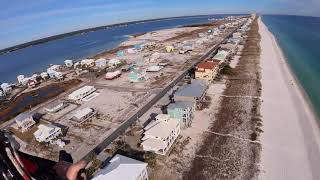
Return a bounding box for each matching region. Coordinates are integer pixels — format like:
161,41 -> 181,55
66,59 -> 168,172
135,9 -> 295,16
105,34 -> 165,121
262,15 -> 320,119
0,15 -> 230,84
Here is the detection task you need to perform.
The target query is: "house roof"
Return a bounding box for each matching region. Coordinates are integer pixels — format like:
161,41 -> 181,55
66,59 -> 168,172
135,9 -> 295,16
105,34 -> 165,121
33,124 -> 60,140
73,107 -> 94,120
196,61 -> 219,71
175,79 -> 208,99
155,114 -> 170,120
167,101 -> 194,110
68,86 -> 95,99
213,50 -> 229,61
93,154 -> 147,180
141,138 -> 166,150
15,112 -> 33,123
143,118 -> 179,139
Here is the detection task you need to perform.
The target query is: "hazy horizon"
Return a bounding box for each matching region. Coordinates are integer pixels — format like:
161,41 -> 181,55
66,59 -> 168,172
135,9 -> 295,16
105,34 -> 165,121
1,0 -> 319,49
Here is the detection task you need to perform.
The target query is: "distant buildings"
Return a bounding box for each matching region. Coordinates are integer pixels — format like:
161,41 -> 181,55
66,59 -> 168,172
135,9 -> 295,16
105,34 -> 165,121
167,101 -> 195,128
15,112 -> 36,132
195,60 -> 220,82
93,154 -> 148,180
33,124 -> 62,143
68,86 -> 96,101
141,114 -> 180,155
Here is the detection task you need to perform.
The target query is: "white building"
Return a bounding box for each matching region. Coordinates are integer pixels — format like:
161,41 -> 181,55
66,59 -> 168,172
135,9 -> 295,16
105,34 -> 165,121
93,154 -> 148,180
64,60 -> 73,67
95,58 -> 107,68
33,124 -> 62,143
146,65 -> 163,72
1,83 -> 12,94
17,75 -> 30,85
15,112 -> 36,132
141,114 -> 180,155
70,107 -> 96,125
80,59 -> 95,67
40,72 -> 49,80
47,65 -> 62,79
44,102 -> 69,113
233,32 -> 242,39
108,59 -> 121,67
0,88 -> 5,99
68,86 -> 96,101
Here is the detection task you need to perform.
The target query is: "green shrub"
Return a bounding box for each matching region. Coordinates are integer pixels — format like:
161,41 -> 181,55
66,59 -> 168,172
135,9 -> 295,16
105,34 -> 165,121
220,64 -> 233,75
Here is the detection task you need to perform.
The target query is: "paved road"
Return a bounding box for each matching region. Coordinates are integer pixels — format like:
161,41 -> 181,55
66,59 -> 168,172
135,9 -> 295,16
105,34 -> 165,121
81,24 -> 243,161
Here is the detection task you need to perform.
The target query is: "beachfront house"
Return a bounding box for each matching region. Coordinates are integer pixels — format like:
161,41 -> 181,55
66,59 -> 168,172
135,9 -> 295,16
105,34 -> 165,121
141,114 -> 180,155
33,124 -> 62,143
70,107 -> 96,125
167,101 -> 195,128
174,79 -> 208,109
220,43 -> 238,55
15,112 -> 36,132
195,60 -> 220,82
92,154 -> 148,180
68,86 -> 96,101
213,50 -> 229,62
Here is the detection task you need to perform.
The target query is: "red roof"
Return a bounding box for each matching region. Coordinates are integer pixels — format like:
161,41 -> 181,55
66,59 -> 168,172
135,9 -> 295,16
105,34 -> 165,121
196,61 -> 219,71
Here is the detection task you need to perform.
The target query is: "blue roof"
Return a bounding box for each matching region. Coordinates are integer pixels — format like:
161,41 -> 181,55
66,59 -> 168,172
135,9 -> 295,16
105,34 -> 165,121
168,101 -> 194,110
175,80 -> 207,98
15,112 -> 32,122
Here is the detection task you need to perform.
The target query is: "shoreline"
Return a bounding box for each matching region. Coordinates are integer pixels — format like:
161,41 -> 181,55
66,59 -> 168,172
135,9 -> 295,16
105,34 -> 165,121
259,17 -> 320,179
0,14 -> 247,55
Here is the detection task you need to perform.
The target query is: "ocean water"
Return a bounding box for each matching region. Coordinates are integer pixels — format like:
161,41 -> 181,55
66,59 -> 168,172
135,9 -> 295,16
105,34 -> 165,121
0,15 -> 230,83
262,15 -> 320,119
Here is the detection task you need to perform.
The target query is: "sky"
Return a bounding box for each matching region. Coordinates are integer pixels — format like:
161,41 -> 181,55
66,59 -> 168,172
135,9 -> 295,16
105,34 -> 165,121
1,0 -> 319,49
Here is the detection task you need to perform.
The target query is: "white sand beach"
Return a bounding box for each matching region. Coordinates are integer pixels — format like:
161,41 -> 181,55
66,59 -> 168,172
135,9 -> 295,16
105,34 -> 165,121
259,18 -> 320,179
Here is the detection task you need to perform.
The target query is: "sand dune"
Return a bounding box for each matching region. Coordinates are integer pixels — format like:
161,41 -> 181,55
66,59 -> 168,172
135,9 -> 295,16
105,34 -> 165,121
259,17 -> 320,180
